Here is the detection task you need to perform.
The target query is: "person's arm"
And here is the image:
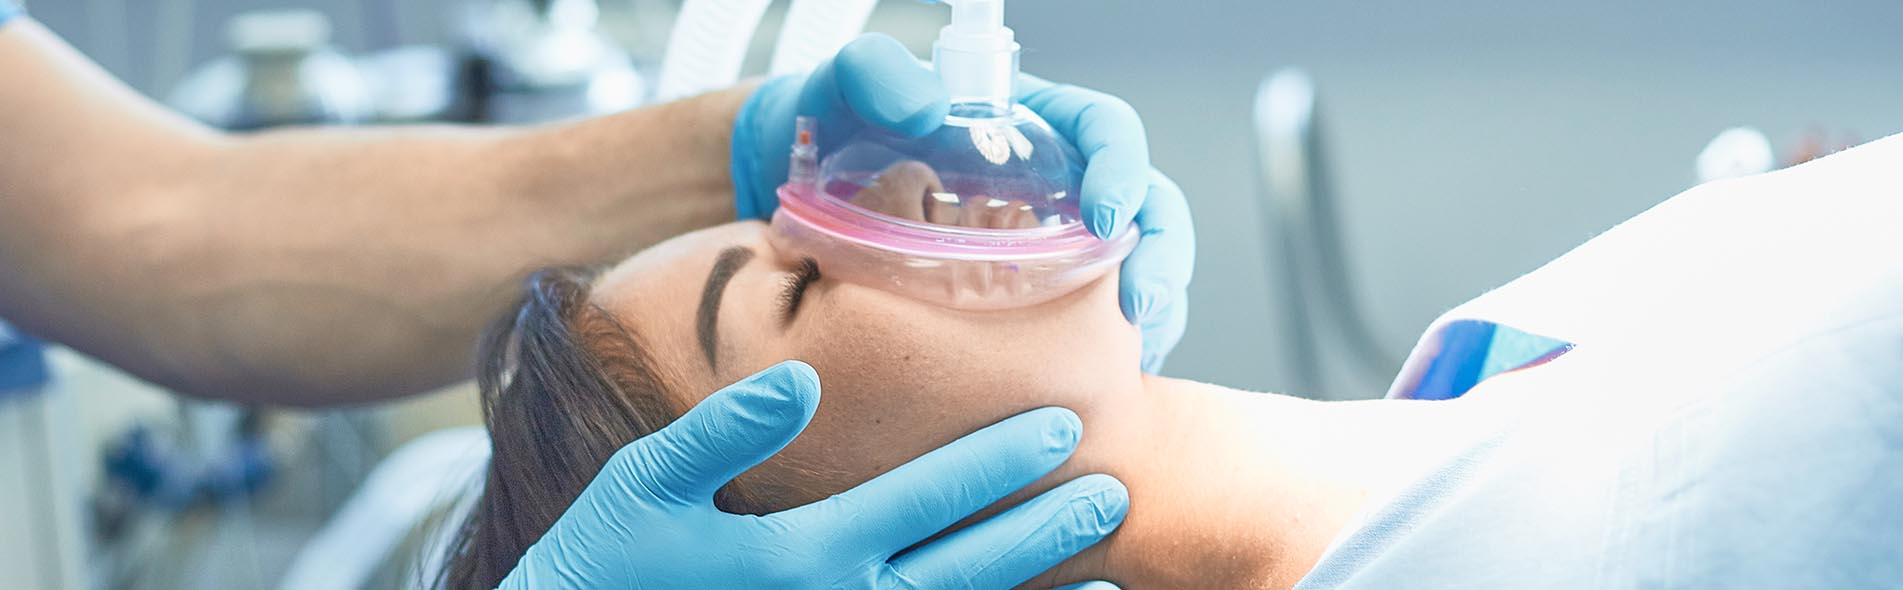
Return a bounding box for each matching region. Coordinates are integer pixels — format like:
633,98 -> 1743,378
0,20 -> 743,405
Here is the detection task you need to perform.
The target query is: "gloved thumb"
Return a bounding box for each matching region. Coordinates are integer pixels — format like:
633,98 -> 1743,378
820,33 -> 949,138
605,360 -> 821,504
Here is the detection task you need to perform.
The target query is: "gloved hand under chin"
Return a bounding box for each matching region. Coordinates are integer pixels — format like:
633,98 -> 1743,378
498,361 -> 1128,590
732,34 -> 1195,373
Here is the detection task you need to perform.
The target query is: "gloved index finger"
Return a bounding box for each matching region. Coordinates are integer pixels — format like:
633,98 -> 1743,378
1121,170 -> 1195,371
610,361 -> 821,504
889,473 -> 1127,590
777,407 -> 1084,553
1018,80 -> 1152,239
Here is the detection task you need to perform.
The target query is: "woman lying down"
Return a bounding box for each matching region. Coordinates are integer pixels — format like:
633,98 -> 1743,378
437,134 -> 1903,589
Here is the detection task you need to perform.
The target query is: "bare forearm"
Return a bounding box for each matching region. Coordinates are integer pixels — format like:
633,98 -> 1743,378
141,97 -> 743,404
0,21 -> 751,405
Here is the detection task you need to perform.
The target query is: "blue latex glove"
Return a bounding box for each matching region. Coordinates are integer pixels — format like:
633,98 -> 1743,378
500,361 -> 1129,589
733,34 -> 1195,372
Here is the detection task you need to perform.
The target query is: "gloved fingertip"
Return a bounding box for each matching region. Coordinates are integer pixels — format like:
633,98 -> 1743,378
1089,179 -> 1149,239
731,361 -> 822,424
1076,473 -> 1129,511
757,359 -> 820,391
1065,474 -> 1130,534
1140,349 -> 1166,375
1136,304 -> 1184,375
1087,204 -> 1122,239
1118,279 -> 1167,325
1042,407 -> 1083,453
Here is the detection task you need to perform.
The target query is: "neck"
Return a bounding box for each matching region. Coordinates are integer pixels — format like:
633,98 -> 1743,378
1036,377 -> 1505,589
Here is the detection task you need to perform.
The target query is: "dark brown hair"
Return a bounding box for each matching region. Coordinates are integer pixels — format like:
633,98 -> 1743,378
435,267 -> 684,589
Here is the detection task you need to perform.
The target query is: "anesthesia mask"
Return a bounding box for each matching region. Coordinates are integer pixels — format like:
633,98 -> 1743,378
767,0 -> 1136,310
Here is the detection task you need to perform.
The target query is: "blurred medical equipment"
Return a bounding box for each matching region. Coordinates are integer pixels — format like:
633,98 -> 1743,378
168,0 -> 888,127
169,10 -> 373,129
354,45 -> 463,123
1778,129 -> 1863,168
278,427 -> 488,590
1696,127 -> 1775,183
1694,126 -> 1870,185
1252,69 -> 1405,397
461,0 -> 643,123
171,1 -> 640,127
1694,127 -> 1866,185
0,321 -> 213,590
0,323 -> 87,590
770,0 -> 1133,310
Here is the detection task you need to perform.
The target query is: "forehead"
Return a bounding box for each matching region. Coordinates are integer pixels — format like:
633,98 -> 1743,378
594,222 -> 765,298
591,221 -> 769,385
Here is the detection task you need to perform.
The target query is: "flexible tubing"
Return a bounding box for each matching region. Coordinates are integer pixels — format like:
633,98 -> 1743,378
768,0 -> 880,76
655,0 -> 775,100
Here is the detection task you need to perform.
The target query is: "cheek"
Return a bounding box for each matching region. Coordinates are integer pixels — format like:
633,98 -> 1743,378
804,286 -> 1091,416
748,278 -> 1138,504
761,296 -> 987,500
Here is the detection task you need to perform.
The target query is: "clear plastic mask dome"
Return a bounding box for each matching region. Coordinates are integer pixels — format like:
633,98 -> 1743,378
768,107 -> 1131,310
817,101 -> 1085,231
764,0 -> 1133,310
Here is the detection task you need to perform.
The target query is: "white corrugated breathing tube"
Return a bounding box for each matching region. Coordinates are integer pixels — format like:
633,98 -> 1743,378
655,0 -> 883,101
769,0 -> 880,75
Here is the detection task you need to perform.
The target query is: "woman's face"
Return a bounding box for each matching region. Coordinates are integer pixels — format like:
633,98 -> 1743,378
590,220 -> 1141,508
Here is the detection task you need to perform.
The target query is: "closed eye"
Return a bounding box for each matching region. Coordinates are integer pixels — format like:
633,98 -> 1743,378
776,257 -> 820,326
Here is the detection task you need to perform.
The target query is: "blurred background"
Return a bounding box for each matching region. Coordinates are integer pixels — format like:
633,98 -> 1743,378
2,0 -> 1898,588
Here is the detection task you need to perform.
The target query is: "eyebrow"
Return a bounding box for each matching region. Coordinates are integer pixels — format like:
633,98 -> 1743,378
697,246 -> 755,370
